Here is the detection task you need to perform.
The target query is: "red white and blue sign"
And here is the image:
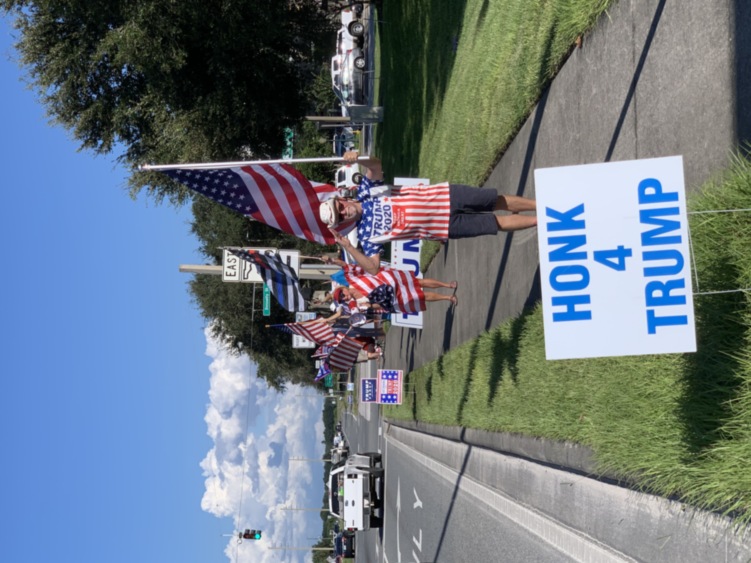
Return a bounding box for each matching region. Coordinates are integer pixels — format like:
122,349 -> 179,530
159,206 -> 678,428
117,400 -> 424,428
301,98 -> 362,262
376,370 -> 403,404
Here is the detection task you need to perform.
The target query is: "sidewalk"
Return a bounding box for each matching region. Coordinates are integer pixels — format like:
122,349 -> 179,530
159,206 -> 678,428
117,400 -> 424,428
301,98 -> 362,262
383,0 -> 751,375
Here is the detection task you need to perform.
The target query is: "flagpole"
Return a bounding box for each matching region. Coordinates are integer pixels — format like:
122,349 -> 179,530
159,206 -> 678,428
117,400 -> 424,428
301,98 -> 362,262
138,155 -> 371,171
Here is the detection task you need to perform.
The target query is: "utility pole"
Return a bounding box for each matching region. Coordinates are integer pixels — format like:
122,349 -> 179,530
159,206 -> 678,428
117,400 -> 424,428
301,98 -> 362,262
268,546 -> 333,551
179,263 -> 340,280
279,506 -> 329,512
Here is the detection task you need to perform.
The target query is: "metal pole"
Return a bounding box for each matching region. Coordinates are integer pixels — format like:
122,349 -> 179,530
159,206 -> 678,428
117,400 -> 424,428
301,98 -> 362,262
267,546 -> 334,551
139,155 -> 370,171
179,264 -> 223,275
179,263 -> 340,281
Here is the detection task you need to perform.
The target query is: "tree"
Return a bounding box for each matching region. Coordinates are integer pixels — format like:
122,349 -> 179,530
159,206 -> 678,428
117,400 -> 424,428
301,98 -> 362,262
3,0 -> 342,385
187,196 -> 338,386
188,273 -> 322,388
2,0 -> 337,204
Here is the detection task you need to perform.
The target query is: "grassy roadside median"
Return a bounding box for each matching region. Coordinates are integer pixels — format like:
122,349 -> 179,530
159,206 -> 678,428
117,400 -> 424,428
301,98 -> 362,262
384,154 -> 751,524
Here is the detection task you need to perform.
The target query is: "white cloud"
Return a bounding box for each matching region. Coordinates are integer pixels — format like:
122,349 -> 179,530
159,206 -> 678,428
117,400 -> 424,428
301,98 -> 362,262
199,328 -> 329,563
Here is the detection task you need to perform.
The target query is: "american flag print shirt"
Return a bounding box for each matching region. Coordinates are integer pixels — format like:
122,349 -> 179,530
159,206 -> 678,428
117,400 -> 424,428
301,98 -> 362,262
355,177 -> 451,257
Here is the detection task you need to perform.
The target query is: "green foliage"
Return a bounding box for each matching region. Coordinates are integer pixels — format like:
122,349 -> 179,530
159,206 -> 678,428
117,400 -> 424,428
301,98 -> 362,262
187,196 -> 336,386
2,0 -> 337,205
188,272 -> 318,388
295,120 -> 343,184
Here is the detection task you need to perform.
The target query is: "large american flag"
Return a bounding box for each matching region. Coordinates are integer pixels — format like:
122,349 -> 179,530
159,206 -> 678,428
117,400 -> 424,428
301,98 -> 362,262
328,334 -> 365,372
229,249 -> 305,312
163,164 -> 350,244
342,264 -> 425,314
268,320 -> 338,345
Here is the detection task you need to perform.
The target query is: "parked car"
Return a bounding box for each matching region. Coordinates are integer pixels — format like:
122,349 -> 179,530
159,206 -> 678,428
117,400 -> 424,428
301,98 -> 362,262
336,19 -> 362,54
340,1 -> 364,20
334,531 -> 356,558
331,52 -> 363,106
331,7 -> 366,110
339,4 -> 365,45
335,164 -> 364,197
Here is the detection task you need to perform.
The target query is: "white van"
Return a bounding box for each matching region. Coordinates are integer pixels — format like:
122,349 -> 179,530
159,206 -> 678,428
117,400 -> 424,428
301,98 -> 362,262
328,452 -> 384,531
335,164 -> 363,198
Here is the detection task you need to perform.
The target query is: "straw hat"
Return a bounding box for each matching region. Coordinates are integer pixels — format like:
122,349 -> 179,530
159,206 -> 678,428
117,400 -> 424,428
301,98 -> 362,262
319,199 -> 340,227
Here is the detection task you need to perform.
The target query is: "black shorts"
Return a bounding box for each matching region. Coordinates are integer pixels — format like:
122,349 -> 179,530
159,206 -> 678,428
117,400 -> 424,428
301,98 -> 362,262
448,184 -> 499,238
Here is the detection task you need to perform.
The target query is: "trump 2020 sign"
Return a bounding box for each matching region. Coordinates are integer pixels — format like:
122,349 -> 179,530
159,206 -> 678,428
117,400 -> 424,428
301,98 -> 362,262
534,156 -> 696,360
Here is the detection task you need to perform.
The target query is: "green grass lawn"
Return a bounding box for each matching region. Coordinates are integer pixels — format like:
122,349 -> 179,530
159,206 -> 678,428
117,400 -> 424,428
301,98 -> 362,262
385,155 -> 751,524
374,0 -> 616,267
371,0 -> 751,526
374,0 -> 613,184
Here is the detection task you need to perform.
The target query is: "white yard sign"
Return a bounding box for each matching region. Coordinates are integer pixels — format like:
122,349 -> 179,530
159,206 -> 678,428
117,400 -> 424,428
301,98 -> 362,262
534,156 -> 696,360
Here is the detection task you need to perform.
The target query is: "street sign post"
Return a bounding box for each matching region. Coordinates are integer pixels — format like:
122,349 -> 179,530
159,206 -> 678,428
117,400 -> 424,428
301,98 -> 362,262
263,285 -> 271,316
222,248 -> 300,283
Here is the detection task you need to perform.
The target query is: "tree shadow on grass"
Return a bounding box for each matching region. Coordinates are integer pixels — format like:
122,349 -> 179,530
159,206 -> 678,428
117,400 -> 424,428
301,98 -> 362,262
679,283 -> 747,457
375,0 -> 468,176
418,337 -> 481,425
486,306 -> 537,405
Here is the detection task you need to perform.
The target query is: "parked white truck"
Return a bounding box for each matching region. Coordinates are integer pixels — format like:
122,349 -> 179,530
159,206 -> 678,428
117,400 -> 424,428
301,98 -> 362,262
328,452 -> 384,530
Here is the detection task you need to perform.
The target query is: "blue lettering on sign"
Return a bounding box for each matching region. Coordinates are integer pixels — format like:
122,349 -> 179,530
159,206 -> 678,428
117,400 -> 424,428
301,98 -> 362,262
401,239 -> 421,278
637,178 -> 688,334
546,204 -> 591,322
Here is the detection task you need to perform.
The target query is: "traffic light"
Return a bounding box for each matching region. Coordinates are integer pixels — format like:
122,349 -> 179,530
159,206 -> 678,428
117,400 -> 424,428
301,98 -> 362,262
241,529 -> 262,540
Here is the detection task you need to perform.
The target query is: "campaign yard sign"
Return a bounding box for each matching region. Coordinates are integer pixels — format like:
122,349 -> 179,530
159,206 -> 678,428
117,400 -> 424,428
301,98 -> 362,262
534,156 -> 696,360
376,370 -> 403,404
361,378 -> 377,403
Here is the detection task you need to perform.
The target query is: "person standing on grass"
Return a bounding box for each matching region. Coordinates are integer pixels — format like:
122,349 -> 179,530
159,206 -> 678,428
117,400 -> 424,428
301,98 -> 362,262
319,150 -> 538,275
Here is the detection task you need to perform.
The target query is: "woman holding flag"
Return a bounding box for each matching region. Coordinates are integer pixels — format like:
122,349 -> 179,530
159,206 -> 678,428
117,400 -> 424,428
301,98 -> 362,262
322,255 -> 459,312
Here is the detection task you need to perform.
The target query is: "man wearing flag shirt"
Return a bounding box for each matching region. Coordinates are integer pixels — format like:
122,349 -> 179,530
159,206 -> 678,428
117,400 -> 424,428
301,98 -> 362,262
319,151 -> 537,275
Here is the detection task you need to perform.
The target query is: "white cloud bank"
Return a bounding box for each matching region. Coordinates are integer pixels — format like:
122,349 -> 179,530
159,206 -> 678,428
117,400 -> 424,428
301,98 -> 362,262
199,328 -> 328,563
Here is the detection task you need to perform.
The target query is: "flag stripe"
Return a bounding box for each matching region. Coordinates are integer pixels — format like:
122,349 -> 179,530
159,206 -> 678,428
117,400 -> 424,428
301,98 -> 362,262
328,335 -> 365,371
343,264 -> 426,314
163,164 -> 339,244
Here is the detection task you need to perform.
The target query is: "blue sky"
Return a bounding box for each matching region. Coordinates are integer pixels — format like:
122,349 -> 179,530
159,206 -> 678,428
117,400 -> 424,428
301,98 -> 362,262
1,16 -> 325,563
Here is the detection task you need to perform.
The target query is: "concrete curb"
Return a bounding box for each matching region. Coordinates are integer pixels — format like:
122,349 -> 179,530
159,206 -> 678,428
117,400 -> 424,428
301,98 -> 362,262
385,417 -> 606,479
